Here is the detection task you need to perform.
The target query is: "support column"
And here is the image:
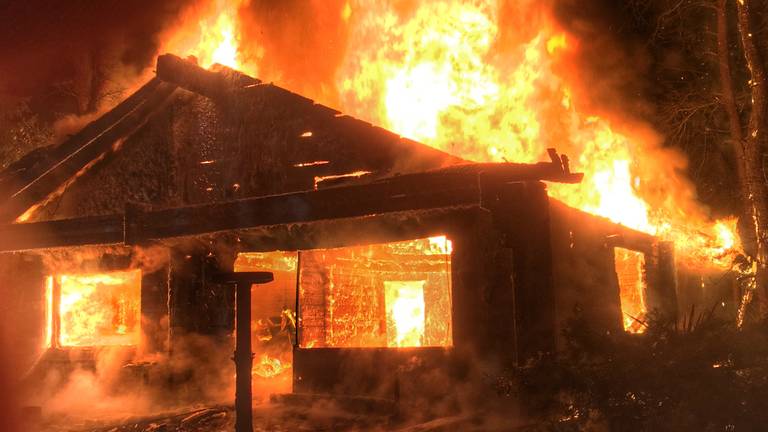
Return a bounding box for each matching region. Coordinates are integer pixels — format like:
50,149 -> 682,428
210,272 -> 273,432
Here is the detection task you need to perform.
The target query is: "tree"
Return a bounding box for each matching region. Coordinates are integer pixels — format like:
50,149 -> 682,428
716,0 -> 768,313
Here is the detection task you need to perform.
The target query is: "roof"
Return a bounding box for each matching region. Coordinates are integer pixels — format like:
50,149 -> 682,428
0,54 -> 466,223
0,54 -> 582,233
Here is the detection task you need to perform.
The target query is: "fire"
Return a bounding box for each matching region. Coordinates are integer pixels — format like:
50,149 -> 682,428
253,354 -> 291,379
615,248 -> 648,333
164,1 -> 740,269
45,270 -> 141,348
385,281 -> 426,347
161,0 -> 257,74
336,0 -> 739,269
299,236 -> 453,348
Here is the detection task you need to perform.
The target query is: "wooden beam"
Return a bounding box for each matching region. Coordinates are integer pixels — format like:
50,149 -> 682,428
125,172 -> 482,243
0,173 -> 482,252
0,154 -> 593,253
156,53 -> 259,100
0,214 -> 123,251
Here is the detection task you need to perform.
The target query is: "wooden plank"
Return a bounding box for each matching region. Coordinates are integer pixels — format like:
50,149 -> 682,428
0,174 -> 481,251
156,53 -> 259,100
0,214 -> 123,251
128,172 -> 482,242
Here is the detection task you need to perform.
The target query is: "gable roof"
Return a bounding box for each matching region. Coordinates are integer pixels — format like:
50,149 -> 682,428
0,54 -> 583,225
0,54 -> 467,223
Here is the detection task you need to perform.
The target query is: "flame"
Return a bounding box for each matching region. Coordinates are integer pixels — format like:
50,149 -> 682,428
161,0 -> 257,74
428,235 -> 454,255
615,248 -> 648,333
336,0 -> 740,269
253,354 -> 291,378
385,281 -> 426,347
299,236 -> 452,348
162,1 -> 740,269
45,270 -> 141,347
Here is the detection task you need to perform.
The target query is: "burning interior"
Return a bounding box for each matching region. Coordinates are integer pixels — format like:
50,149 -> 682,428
296,236 -> 452,349
45,270 -> 142,348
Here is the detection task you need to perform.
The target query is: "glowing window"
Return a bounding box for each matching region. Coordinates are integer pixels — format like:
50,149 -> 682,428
45,270 -> 141,347
614,248 -> 647,333
299,236 -> 453,348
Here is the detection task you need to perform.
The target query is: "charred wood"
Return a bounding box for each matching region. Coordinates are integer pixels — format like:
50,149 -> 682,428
156,53 -> 460,177
156,53 -> 259,100
0,161 -> 587,252
124,172 -> 482,244
0,214 -> 123,251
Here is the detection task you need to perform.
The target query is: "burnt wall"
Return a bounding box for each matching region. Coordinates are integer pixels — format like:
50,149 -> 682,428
293,347 -> 454,405
676,266 -> 737,320
480,180 -> 555,362
548,199 -> 626,340
168,249 -> 235,341
33,93 -> 181,220
239,207 -> 517,401
141,257 -> 170,355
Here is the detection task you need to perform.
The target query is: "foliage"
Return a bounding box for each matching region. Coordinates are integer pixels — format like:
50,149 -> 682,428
504,311 -> 768,431
0,102 -> 53,170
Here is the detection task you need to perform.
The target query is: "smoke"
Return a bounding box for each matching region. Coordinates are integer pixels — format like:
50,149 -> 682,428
24,335 -> 232,428
34,244 -> 170,276
551,0 -> 655,121
0,1 -> 192,100
0,328 -> 22,432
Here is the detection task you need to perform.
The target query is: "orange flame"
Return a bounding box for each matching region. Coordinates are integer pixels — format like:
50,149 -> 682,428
336,1 -> 740,269
161,0 -> 258,74
253,354 -> 291,378
45,270 -> 141,348
164,1 -> 740,270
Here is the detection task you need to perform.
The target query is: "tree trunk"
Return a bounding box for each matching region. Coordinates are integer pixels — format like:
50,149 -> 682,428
717,0 -> 754,322
716,0 -> 743,146
734,0 -> 768,313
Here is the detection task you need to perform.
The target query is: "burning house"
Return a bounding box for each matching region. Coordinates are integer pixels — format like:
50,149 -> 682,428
0,54 -> 686,421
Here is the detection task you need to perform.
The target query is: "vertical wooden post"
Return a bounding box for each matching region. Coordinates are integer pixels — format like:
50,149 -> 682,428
234,280 -> 253,432
656,241 -> 678,318
294,251 -> 301,348
209,271 -> 272,432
